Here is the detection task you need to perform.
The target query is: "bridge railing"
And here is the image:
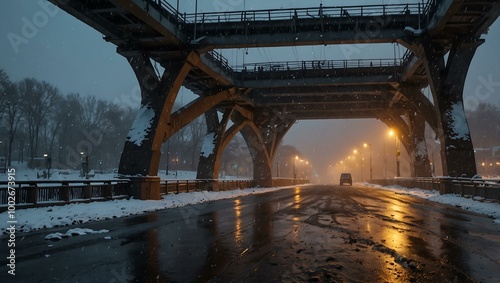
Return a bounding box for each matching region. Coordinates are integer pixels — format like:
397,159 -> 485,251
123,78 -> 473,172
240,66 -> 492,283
183,3 -> 422,24
204,50 -> 234,74
0,179 -> 131,211
0,178 -> 309,211
149,0 -> 188,27
234,58 -> 402,73
369,177 -> 500,201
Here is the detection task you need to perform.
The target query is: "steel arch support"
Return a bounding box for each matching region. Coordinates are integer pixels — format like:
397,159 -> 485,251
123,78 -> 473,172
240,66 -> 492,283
240,121 -> 273,188
408,110 -> 432,177
239,110 -> 296,187
379,112 -> 411,177
397,87 -> 434,177
399,87 -> 438,134
423,37 -> 482,177
196,107 -> 250,183
118,52 -> 197,199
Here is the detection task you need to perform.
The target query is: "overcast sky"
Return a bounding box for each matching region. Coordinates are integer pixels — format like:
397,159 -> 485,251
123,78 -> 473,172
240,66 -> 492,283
1,0 -> 499,179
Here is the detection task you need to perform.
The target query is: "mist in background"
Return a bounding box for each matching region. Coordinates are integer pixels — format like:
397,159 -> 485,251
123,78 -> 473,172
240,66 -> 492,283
1,0 -> 498,180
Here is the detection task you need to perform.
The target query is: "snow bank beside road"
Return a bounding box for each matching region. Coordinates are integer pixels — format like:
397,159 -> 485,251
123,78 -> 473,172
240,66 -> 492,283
363,183 -> 500,221
2,183 -> 498,236
0,186 -> 292,234
44,228 -> 109,241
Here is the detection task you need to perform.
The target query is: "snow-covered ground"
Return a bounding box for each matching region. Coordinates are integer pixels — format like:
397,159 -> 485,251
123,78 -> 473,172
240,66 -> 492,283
363,183 -> 500,223
0,162 -> 249,181
0,186 -> 295,234
1,182 -> 498,237
1,163 -> 499,236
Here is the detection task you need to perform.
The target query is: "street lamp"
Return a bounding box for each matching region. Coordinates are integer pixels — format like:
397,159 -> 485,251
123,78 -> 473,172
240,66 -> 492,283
389,130 -> 400,177
174,158 -> 179,177
43,153 -> 51,179
0,141 -> 5,173
293,155 -> 299,179
81,152 -> 89,179
364,143 -> 372,180
353,149 -> 364,182
305,161 -> 310,180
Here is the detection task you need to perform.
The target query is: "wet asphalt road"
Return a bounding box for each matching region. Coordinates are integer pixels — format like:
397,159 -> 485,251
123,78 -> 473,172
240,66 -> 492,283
1,184 -> 499,283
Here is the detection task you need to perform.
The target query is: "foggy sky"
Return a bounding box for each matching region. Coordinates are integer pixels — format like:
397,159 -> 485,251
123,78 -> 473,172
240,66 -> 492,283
1,0 -> 499,179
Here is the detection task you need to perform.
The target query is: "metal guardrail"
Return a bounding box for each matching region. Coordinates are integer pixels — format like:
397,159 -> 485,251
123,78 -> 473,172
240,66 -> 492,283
0,179 -> 131,211
145,0 -> 446,83
204,50 -> 234,74
0,178 -> 308,211
370,177 -> 500,201
149,0 -> 188,27
183,4 -> 422,24
160,178 -> 308,194
234,58 -> 402,72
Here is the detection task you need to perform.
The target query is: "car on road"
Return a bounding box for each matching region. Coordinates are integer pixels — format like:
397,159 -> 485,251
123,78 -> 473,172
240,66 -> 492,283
340,173 -> 352,186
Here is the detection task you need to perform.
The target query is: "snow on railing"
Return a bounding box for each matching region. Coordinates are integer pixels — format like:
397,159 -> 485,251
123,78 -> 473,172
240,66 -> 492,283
0,179 -> 131,209
183,3 -> 422,24
0,178 -> 308,211
370,177 -> 500,201
234,58 -> 402,73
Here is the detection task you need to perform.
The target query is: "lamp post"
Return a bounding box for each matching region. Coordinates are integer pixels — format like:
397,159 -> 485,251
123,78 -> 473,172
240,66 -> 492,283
81,152 -> 89,179
174,158 -> 179,177
166,140 -> 170,175
353,150 -> 363,182
0,141 -> 5,173
299,159 -> 304,180
389,130 -> 400,177
364,143 -> 372,180
43,153 -> 51,179
293,155 -> 298,179
305,161 -> 310,180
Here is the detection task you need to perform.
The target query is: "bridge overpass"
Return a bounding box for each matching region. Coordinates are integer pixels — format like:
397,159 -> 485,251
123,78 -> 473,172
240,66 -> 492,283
48,0 -> 500,199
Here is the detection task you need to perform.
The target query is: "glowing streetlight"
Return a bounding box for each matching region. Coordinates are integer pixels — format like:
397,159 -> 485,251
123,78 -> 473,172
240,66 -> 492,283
388,129 -> 400,177
43,153 -> 51,179
80,152 -> 89,179
293,155 -> 299,179
364,143 -> 372,180
353,149 -> 363,181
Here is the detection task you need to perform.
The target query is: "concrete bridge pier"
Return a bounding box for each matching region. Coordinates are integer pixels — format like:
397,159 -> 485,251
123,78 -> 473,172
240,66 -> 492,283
380,108 -> 433,177
423,37 -> 483,177
197,106 -> 295,189
408,109 -> 432,177
196,107 -> 251,190
237,110 -> 294,188
118,53 -> 194,199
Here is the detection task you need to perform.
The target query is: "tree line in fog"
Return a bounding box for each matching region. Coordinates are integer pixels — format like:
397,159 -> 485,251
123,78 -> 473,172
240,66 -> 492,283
0,69 -> 305,177
4,67 -> 494,177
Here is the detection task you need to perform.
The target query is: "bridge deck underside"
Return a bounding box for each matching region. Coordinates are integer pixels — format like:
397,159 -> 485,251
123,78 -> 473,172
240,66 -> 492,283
49,0 -> 500,119
189,14 -> 420,48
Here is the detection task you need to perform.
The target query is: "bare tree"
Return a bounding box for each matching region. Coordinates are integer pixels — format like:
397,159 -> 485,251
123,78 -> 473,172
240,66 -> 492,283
0,69 -> 9,120
467,103 -> 500,148
42,93 -> 64,156
221,134 -> 253,177
4,83 -> 22,166
188,116 -> 206,170
18,79 -> 61,162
